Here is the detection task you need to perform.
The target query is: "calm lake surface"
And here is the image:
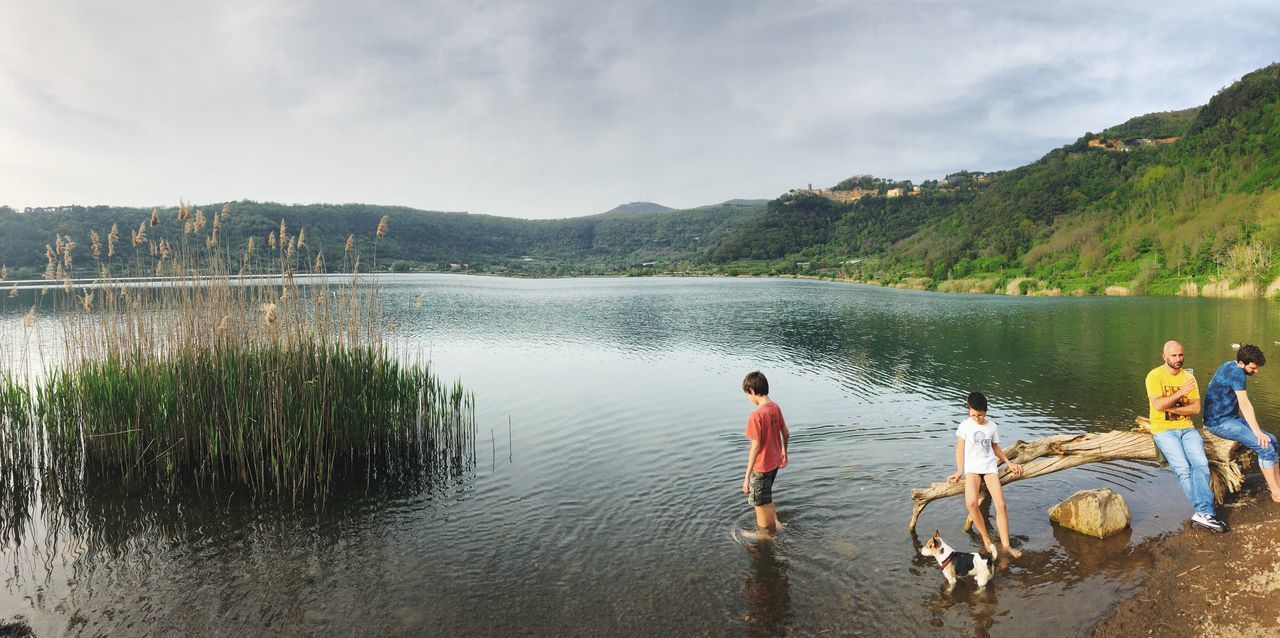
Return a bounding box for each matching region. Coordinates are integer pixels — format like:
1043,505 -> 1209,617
4,275 -> 1280,636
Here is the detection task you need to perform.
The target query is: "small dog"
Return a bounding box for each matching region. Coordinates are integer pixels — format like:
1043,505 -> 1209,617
918,530 -> 997,589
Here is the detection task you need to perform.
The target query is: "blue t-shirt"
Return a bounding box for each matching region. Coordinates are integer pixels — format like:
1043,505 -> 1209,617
1203,360 -> 1248,427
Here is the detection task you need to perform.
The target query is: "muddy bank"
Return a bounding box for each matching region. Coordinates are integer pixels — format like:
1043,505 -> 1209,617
1092,478 -> 1280,637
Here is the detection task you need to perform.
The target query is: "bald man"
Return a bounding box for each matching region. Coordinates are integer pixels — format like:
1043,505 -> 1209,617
1146,340 -> 1226,532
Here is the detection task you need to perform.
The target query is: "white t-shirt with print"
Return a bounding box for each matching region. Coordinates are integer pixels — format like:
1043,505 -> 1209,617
956,417 -> 1000,475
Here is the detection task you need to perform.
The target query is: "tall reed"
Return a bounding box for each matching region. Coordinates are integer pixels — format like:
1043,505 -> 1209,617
1,203 -> 474,503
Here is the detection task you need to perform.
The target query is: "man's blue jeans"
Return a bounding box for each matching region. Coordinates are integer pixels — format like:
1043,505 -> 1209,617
1207,416 -> 1279,468
1153,427 -> 1216,516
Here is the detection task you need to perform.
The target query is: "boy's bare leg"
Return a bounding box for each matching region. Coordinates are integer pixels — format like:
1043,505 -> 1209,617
984,473 -> 1022,558
964,473 -> 995,552
754,504 -> 778,531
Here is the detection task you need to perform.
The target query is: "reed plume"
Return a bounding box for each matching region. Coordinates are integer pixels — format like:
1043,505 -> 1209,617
261,302 -> 279,325
43,245 -> 55,280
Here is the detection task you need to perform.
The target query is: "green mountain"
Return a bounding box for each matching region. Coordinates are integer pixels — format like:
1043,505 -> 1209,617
712,63 -> 1280,296
0,199 -> 765,279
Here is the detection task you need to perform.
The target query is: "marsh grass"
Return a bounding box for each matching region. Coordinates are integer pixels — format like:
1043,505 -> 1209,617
0,203 -> 474,503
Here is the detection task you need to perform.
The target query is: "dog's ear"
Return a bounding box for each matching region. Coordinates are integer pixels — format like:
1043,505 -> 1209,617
933,529 -> 940,539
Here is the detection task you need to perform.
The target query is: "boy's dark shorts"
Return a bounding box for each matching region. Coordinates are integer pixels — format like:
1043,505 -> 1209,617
748,469 -> 778,506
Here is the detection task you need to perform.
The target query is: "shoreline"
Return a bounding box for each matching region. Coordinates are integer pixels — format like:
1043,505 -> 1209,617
12,268 -> 1271,301
365,270 -> 1280,300
1090,477 -> 1280,637
288,270 -> 1280,301
766,273 -> 1278,300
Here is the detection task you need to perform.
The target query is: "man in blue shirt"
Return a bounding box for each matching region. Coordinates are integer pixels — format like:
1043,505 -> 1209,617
1203,344 -> 1278,502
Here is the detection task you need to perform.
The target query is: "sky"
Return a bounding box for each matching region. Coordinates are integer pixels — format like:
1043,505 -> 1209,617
1,1 -> 1278,219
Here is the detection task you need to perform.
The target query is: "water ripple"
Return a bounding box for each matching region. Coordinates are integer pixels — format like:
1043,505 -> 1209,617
7,276 -> 1280,636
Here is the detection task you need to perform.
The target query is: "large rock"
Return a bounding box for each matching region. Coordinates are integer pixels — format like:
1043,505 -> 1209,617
1049,488 -> 1132,539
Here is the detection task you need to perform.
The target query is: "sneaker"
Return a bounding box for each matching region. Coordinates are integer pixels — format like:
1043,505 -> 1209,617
1191,512 -> 1228,533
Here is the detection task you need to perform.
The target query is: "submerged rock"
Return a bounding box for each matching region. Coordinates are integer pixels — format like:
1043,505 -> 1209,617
1049,488 -> 1132,539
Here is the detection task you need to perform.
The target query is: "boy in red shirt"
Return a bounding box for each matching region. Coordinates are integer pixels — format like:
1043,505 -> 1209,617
741,371 -> 789,533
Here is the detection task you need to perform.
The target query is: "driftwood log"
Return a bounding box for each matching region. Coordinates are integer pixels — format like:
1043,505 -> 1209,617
908,419 -> 1252,531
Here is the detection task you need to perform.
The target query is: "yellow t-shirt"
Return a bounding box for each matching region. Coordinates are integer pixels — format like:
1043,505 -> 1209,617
1145,366 -> 1199,433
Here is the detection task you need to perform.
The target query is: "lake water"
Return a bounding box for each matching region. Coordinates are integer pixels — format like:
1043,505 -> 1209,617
4,275 -> 1280,636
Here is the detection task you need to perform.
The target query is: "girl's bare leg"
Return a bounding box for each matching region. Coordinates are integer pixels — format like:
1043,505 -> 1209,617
965,473 -> 995,551
984,473 -> 1022,558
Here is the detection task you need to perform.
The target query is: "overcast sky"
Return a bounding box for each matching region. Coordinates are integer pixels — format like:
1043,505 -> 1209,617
1,1 -> 1277,219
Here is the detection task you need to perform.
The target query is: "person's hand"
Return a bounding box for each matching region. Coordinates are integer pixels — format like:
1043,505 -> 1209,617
1008,462 -> 1024,476
780,452 -> 789,469
946,471 -> 962,484
1257,431 -> 1271,449
1180,377 -> 1196,395
742,477 -> 751,494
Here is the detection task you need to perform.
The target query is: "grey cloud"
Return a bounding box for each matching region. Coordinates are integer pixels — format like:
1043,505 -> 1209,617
0,1 -> 1278,216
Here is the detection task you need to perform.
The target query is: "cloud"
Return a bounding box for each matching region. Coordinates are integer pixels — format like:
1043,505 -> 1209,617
0,0 -> 1277,218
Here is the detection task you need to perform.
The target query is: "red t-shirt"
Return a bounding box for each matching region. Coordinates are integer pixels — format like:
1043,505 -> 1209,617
745,401 -> 786,472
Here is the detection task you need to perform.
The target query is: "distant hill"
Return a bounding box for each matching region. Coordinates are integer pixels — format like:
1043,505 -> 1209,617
0,198 -> 766,278
710,173 -> 990,263
707,62 -> 1280,296
599,201 -> 673,217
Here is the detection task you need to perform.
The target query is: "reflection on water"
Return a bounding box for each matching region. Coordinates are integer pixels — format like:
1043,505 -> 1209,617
742,538 -> 792,637
4,275 -> 1280,635
0,468 -> 482,635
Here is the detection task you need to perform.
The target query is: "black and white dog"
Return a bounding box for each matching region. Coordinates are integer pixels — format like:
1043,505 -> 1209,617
918,530 -> 997,589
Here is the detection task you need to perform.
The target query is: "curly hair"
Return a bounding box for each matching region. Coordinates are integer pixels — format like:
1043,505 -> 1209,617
1237,344 -> 1266,367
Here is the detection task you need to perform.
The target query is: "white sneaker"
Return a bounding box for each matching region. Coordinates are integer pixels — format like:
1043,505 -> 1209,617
1191,512 -> 1227,533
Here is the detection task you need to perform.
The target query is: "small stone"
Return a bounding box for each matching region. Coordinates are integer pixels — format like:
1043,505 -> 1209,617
1049,487 -> 1132,539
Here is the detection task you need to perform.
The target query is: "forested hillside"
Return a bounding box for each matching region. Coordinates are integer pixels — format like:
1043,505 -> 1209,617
712,63 -> 1280,297
0,200 -> 765,278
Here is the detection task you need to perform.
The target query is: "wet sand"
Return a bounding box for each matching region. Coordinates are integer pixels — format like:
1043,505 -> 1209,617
1092,477 -> 1280,637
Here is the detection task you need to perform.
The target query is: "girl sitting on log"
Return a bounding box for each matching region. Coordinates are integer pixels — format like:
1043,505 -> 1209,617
946,392 -> 1025,558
